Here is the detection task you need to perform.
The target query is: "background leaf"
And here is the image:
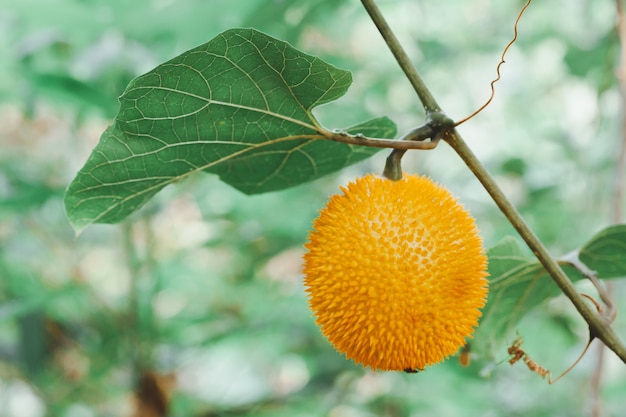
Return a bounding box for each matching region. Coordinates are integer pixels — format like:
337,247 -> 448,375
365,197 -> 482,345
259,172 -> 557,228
64,28 -> 396,231
578,224 -> 626,278
474,238 -> 560,353
475,225 -> 626,355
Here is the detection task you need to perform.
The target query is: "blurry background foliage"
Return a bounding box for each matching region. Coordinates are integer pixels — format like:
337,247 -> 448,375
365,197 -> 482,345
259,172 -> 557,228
0,0 -> 625,416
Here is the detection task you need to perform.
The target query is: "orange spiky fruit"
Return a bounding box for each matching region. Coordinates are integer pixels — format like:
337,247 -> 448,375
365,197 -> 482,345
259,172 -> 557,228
303,174 -> 488,371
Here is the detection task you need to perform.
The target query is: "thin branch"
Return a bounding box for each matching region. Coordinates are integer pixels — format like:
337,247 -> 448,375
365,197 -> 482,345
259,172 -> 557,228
559,251 -> 617,322
445,133 -> 626,363
122,217 -> 157,374
360,0 -> 626,364
323,125 -> 439,150
122,221 -> 142,375
590,341 -> 606,417
360,0 -> 442,113
324,133 -> 437,150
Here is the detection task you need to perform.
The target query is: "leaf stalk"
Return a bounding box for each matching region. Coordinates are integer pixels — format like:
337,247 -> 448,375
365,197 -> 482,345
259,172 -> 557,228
325,129 -> 438,150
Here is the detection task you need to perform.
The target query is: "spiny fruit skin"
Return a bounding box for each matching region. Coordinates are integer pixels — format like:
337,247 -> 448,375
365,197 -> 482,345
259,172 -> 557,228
303,174 -> 488,371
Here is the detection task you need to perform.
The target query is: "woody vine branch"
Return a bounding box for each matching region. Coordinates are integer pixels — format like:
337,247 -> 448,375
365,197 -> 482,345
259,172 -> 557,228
359,0 -> 626,363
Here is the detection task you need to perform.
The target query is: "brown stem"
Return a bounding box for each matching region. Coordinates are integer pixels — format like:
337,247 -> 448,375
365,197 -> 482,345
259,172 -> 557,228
324,130 -> 438,150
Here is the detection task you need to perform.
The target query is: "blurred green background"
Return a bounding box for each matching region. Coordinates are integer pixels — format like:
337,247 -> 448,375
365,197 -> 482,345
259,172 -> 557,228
1,0 -> 625,416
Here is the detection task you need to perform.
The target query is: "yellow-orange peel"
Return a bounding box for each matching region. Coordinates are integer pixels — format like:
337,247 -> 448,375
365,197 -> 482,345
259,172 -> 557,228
303,174 -> 488,371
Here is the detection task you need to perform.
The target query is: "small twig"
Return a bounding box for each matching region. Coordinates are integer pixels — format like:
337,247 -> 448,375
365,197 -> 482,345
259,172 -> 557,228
323,129 -> 439,150
559,252 -> 617,322
122,217 -> 157,375
122,221 -> 143,375
581,293 -> 604,315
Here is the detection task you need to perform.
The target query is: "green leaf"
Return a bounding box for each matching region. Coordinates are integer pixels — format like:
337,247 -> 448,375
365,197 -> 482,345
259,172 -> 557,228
474,238 -> 560,353
64,28 -> 396,231
475,225 -> 626,357
578,224 -> 626,279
